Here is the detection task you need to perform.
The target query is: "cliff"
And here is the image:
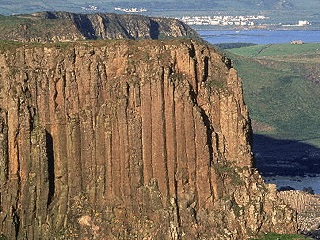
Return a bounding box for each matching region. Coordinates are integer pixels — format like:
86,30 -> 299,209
0,39 -> 297,239
0,12 -> 197,42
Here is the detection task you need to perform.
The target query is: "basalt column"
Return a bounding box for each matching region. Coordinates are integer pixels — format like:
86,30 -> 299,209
0,39 -> 297,239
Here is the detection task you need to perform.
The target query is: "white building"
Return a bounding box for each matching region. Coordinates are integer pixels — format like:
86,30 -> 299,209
298,20 -> 310,26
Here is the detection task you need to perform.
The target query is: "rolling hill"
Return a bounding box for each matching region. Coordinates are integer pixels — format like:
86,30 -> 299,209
223,43 -> 320,179
226,43 -> 320,146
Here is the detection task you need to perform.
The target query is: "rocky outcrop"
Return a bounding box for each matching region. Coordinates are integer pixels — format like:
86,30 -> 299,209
0,39 -> 297,239
279,190 -> 320,235
0,12 -> 197,42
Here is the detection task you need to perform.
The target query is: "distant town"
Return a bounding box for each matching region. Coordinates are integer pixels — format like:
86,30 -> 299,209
114,7 -> 147,13
80,5 -> 148,13
180,15 -> 267,26
78,6 -> 313,29
180,15 -> 311,28
81,5 -> 99,11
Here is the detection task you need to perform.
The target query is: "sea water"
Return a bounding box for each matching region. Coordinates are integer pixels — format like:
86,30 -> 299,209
199,29 -> 320,44
264,175 -> 320,194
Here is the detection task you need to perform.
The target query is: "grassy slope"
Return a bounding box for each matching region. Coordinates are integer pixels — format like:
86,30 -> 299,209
251,232 -> 311,240
0,15 -> 77,42
226,43 -> 320,146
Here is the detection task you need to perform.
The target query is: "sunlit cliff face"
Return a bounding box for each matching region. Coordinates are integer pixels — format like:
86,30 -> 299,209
0,38 -> 297,239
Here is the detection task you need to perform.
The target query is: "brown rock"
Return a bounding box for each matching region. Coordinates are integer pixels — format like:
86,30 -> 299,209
0,39 -> 297,239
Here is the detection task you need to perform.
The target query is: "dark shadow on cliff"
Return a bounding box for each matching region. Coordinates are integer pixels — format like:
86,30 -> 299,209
253,134 -> 320,177
46,131 -> 55,206
71,14 -> 97,40
150,19 -> 160,39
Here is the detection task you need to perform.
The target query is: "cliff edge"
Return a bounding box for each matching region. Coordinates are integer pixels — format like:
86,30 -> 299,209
0,39 -> 297,239
0,11 -> 197,42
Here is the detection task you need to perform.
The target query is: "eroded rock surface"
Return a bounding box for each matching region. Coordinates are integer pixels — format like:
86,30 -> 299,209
0,39 -> 297,239
279,190 -> 320,238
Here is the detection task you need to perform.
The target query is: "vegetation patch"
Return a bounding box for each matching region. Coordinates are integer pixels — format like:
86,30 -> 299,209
53,41 -> 70,49
206,79 -> 226,89
0,234 -> 8,240
214,162 -> 244,185
251,232 -> 312,240
0,39 -> 23,52
225,43 -> 320,147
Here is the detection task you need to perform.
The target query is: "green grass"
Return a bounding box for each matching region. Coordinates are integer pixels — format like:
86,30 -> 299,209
0,14 -> 76,42
226,43 -> 320,146
0,39 -> 24,52
229,43 -> 320,58
252,232 -> 311,240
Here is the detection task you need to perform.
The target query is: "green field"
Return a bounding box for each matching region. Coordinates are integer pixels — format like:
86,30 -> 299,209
225,43 -> 320,147
251,232 -> 312,240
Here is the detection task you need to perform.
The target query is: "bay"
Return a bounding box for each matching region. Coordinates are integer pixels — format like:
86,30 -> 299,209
198,29 -> 320,44
264,175 -> 320,194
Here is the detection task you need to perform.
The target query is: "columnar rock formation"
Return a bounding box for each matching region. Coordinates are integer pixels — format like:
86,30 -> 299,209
0,39 -> 297,239
279,190 -> 320,233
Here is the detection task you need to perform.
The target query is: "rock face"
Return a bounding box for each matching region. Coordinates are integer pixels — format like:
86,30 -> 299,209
279,190 -> 320,235
0,39 -> 297,239
0,12 -> 197,42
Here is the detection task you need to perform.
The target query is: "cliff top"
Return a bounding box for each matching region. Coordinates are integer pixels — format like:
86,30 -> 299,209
0,11 -> 198,43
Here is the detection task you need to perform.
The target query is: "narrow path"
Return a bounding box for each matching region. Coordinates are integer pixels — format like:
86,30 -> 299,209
252,44 -> 273,57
